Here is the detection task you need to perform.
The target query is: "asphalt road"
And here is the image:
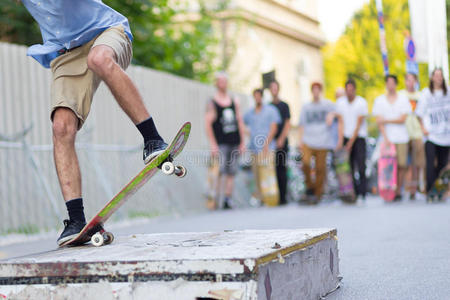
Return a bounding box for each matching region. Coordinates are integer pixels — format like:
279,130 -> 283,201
1,195 -> 450,299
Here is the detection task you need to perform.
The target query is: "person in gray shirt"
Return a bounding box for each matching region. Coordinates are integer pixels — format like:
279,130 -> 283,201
299,82 -> 342,203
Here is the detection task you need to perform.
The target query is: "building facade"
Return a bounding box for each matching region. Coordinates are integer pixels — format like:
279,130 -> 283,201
216,0 -> 326,123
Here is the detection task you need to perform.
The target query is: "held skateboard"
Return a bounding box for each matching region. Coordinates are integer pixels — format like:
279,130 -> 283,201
253,151 -> 279,206
428,166 -> 450,202
205,155 -> 220,210
333,150 -> 356,203
59,122 -> 191,247
378,142 -> 397,202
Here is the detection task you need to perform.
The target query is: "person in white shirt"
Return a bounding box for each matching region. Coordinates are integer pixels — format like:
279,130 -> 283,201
400,73 -> 425,199
416,68 -> 450,198
373,75 -> 412,201
336,79 -> 369,200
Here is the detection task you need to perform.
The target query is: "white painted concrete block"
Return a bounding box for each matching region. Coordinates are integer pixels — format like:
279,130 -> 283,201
0,229 -> 340,299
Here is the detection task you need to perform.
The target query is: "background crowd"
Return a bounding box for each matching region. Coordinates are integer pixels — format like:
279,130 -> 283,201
206,68 -> 450,208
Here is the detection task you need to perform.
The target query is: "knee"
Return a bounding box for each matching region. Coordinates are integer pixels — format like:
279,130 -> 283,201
52,111 -> 78,142
87,46 -> 115,75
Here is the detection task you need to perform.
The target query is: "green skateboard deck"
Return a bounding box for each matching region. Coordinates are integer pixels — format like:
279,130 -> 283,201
59,122 -> 191,247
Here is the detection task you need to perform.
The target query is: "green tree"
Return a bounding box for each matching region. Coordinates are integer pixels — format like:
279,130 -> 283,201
0,0 -> 223,83
0,1 -> 40,45
322,0 -> 434,137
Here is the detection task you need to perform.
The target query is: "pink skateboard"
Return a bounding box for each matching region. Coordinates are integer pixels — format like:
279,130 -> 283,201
378,142 -> 397,202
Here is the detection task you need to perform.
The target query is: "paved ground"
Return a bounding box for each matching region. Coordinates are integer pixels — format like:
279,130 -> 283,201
1,195 -> 450,299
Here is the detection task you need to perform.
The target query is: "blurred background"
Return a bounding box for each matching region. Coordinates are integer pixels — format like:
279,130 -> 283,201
0,0 -> 449,234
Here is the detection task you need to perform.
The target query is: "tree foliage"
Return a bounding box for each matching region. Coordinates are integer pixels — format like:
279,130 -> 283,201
0,0 -> 224,82
323,0 -> 415,106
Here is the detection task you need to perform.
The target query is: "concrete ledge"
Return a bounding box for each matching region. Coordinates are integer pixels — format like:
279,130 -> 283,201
0,229 -> 340,299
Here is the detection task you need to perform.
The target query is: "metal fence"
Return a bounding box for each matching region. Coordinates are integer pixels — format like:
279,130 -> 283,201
0,42 -> 250,233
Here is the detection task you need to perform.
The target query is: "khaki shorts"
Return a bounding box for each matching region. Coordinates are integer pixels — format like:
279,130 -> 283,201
50,26 -> 132,129
409,138 -> 425,168
395,143 -> 408,168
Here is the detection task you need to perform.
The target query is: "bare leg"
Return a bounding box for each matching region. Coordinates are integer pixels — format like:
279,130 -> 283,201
397,167 -> 407,196
225,175 -> 235,197
410,166 -> 418,194
52,108 -> 81,202
215,174 -> 222,201
87,45 -> 149,124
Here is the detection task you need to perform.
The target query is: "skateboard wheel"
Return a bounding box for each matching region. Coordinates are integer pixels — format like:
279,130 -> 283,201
91,232 -> 104,247
175,165 -> 187,178
162,161 -> 175,175
103,232 -> 114,245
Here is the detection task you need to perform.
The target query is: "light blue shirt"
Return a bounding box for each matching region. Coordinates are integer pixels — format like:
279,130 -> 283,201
244,105 -> 281,153
22,0 -> 133,68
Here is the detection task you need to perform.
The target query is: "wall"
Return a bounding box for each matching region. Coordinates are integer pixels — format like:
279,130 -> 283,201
0,42 -> 249,233
220,0 -> 325,124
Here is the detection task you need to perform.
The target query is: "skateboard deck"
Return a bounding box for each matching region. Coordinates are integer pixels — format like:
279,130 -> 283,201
60,122 -> 191,247
205,155 -> 220,210
429,166 -> 450,202
333,150 -> 356,203
253,152 -> 279,207
378,142 -> 397,202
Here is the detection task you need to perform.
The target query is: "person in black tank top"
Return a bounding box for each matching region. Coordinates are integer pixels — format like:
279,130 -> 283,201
212,100 -> 241,146
205,72 -> 245,209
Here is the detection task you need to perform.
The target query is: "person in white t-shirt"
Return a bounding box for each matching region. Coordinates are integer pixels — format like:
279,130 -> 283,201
400,73 -> 425,199
373,74 -> 412,201
416,68 -> 450,199
336,79 -> 369,200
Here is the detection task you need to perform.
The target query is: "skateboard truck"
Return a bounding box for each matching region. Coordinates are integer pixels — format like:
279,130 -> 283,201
159,155 -> 187,178
91,229 -> 114,247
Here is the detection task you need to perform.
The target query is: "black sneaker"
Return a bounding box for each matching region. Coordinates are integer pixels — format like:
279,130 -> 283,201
223,197 -> 232,210
57,219 -> 86,246
393,194 -> 402,202
143,139 -> 168,164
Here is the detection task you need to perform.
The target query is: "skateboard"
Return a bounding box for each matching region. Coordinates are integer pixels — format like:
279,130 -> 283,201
253,151 -> 279,206
428,166 -> 450,202
59,122 -> 191,247
287,152 -> 305,203
205,155 -> 220,210
333,150 -> 356,203
378,142 -> 397,202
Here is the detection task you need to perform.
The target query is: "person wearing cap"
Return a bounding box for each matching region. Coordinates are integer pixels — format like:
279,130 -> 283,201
298,82 -> 341,203
205,72 -> 246,209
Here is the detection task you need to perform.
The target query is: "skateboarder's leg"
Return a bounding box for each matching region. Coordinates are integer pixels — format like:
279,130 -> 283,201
301,145 -> 314,194
87,27 -> 166,163
425,141 -> 437,192
314,149 -> 328,199
52,108 -> 88,245
218,144 -> 238,208
396,143 -> 408,196
275,147 -> 288,205
435,144 -> 449,175
87,45 -> 149,124
353,138 -> 367,198
52,108 -> 82,202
